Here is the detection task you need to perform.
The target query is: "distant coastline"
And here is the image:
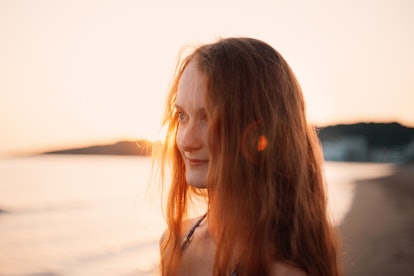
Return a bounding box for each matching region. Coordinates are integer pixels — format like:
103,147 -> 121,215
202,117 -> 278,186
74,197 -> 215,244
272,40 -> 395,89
43,122 -> 414,163
317,122 -> 414,163
43,140 -> 153,156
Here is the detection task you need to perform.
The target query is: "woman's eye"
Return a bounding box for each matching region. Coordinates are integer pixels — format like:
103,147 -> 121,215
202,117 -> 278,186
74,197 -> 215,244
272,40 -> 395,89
200,115 -> 208,124
177,112 -> 187,122
200,111 -> 209,123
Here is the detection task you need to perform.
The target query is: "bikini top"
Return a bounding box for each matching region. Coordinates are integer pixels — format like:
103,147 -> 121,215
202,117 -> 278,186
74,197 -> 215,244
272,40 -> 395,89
181,214 -> 237,276
181,213 -> 207,250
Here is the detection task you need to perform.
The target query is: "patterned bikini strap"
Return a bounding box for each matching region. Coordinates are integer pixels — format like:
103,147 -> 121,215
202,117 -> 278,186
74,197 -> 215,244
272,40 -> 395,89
181,213 -> 207,250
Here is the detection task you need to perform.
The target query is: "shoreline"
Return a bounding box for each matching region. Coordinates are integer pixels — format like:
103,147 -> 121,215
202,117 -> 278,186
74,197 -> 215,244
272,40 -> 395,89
339,163 -> 414,275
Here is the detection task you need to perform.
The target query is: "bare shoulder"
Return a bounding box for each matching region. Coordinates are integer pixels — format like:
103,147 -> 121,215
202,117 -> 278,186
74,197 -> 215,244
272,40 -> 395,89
159,216 -> 204,246
182,216 -> 204,231
270,262 -> 308,276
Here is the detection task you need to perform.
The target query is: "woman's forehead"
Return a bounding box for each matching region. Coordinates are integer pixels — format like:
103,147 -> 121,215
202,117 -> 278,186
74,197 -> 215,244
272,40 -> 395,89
175,61 -> 207,109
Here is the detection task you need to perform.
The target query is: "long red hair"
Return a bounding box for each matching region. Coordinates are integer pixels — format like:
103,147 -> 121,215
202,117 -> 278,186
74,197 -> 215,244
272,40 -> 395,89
159,37 -> 341,276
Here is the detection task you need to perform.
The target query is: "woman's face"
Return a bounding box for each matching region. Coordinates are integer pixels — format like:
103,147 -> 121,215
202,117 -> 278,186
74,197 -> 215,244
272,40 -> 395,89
175,60 -> 210,189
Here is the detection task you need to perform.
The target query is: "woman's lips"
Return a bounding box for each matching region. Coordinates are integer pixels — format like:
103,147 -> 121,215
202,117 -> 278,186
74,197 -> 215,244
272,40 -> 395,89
185,158 -> 208,166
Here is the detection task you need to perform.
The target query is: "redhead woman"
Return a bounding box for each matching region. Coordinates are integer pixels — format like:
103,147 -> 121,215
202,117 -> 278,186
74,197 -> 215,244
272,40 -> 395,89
158,37 -> 342,276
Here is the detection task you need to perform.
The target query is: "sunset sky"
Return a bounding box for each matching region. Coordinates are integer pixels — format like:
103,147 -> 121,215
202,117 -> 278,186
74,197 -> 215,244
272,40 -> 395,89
1,0 -> 413,155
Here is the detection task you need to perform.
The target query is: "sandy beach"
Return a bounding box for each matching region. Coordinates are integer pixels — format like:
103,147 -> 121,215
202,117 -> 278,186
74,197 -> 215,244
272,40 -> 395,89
339,163 -> 414,275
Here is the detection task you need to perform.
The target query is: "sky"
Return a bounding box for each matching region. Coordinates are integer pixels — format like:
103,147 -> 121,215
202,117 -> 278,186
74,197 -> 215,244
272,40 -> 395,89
1,0 -> 413,155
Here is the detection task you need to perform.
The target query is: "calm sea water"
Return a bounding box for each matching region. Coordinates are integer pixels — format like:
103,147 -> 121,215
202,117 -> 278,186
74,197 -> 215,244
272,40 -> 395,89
0,155 -> 394,276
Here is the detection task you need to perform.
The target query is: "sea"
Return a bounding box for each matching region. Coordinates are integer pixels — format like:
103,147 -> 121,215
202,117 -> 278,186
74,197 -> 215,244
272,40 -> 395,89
0,155 -> 395,276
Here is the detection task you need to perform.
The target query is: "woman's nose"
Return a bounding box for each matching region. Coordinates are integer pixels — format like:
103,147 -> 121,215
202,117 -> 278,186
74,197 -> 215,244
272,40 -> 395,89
178,122 -> 202,152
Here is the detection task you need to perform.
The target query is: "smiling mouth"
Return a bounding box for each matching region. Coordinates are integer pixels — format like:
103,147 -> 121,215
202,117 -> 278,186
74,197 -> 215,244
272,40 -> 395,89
185,158 -> 208,166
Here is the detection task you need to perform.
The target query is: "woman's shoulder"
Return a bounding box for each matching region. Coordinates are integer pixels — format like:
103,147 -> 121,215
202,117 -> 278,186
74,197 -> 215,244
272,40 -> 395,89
160,215 -> 207,244
183,215 -> 206,232
270,262 -> 308,276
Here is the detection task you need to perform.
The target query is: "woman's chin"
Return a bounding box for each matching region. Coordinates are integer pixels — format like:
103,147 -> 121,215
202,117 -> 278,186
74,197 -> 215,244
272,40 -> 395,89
186,177 -> 207,189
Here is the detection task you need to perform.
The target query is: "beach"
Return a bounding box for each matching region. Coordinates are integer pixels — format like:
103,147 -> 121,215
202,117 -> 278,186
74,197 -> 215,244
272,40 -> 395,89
339,163 -> 414,275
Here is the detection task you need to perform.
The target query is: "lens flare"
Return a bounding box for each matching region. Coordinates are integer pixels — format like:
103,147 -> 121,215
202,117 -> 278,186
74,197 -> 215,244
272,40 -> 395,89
241,121 -> 268,163
257,135 -> 268,151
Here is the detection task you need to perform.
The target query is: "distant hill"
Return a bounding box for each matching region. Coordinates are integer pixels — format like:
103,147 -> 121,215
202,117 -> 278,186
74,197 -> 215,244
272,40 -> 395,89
317,122 -> 414,147
42,123 -> 414,162
317,122 -> 414,162
44,140 -> 153,156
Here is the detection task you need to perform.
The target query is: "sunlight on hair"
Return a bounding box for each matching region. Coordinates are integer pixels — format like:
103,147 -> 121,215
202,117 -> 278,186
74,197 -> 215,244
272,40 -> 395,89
152,125 -> 168,142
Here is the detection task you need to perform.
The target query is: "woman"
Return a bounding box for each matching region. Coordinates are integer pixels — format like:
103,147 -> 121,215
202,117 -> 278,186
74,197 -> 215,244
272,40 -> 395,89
158,37 -> 342,275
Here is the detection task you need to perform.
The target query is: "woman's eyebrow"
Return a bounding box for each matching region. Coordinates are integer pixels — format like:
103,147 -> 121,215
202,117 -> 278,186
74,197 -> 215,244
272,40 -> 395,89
174,104 -> 206,113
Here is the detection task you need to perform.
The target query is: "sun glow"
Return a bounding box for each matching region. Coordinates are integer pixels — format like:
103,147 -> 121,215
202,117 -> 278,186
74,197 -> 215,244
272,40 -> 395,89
1,1 -> 413,155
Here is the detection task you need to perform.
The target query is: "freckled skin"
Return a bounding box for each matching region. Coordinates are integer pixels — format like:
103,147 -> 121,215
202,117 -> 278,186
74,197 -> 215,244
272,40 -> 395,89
175,61 -> 210,189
